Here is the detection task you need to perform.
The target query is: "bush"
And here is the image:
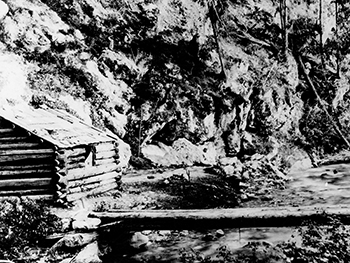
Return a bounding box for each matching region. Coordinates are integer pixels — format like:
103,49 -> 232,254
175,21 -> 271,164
0,198 -> 61,260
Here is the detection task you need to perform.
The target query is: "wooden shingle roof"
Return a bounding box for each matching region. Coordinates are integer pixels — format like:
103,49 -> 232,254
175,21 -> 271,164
0,106 -> 118,148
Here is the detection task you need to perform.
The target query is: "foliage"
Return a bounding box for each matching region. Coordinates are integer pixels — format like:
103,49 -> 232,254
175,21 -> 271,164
0,198 -> 61,261
281,217 -> 350,263
178,217 -> 350,263
300,103 -> 344,155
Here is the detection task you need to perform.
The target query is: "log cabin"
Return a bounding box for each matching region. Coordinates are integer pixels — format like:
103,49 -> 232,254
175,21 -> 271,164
0,106 -> 121,204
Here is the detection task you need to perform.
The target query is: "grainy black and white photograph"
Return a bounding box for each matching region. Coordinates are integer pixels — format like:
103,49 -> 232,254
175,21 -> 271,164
1,0 -> 350,262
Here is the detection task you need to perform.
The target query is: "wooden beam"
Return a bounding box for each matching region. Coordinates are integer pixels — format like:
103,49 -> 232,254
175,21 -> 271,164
0,189 -> 53,196
0,154 -> 54,163
68,171 -> 120,188
0,178 -> 52,189
67,180 -> 119,202
0,137 -> 29,142
67,163 -> 120,181
0,169 -> 53,176
95,157 -> 118,166
94,143 -> 116,152
95,150 -> 117,160
0,128 -> 14,134
89,205 -> 350,230
0,164 -> 53,171
0,149 -> 54,156
0,142 -> 43,149
68,178 -> 116,194
64,147 -> 87,157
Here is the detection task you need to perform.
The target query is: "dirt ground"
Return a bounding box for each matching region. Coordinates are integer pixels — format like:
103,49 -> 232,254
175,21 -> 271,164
76,162 -> 350,213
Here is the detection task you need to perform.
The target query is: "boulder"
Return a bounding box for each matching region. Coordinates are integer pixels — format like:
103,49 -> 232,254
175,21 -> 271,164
0,54 -> 32,107
114,137 -> 132,168
72,218 -> 101,230
50,233 -> 98,252
0,1 -> 9,20
70,241 -> 102,263
130,232 -> 150,250
142,138 -> 218,167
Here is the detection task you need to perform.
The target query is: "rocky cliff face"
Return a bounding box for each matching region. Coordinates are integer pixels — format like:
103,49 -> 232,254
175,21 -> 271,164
1,0 -> 349,172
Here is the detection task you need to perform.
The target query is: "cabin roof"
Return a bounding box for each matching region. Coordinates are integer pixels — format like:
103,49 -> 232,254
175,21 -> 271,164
0,106 -> 118,148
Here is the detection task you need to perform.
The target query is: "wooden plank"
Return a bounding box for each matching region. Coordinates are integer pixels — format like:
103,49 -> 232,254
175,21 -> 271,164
67,180 -> 118,202
68,171 -> 120,188
94,143 -> 116,152
0,169 -> 53,176
95,150 -> 117,160
89,205 -> 350,230
0,142 -> 43,149
0,128 -> 14,134
0,164 -> 53,171
67,155 -> 86,164
64,147 -> 87,157
0,194 -> 53,199
95,157 -> 118,166
0,149 -> 54,156
0,178 -> 52,189
0,137 -> 29,142
0,154 -> 54,163
0,189 -> 53,196
68,178 -> 116,194
67,163 -> 120,181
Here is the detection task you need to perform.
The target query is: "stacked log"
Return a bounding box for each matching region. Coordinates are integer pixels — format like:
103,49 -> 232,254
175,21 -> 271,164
0,117 -> 122,203
58,141 -> 121,203
0,120 -> 55,196
54,149 -> 69,205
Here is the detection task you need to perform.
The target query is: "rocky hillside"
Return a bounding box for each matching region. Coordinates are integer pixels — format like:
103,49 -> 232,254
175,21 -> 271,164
1,0 -> 350,173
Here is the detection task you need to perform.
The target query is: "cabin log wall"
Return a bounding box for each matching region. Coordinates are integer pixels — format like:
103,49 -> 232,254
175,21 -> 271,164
0,118 -> 55,196
57,141 -> 121,203
0,116 -> 122,204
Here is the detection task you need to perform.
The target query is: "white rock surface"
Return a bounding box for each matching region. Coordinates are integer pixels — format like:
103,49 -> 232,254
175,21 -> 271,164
130,232 -> 150,249
142,138 -> 218,167
0,53 -> 31,107
0,1 -> 9,20
70,241 -> 102,263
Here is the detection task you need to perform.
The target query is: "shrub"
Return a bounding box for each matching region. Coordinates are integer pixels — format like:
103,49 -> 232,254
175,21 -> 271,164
0,198 -> 61,260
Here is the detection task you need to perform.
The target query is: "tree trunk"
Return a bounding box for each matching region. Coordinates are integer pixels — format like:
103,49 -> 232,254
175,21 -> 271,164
90,204 -> 350,230
319,0 -> 325,67
335,0 -> 340,77
298,56 -> 350,149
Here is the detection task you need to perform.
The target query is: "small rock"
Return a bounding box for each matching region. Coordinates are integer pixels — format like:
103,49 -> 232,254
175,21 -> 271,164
71,241 -> 102,263
130,232 -> 150,249
241,193 -> 248,200
0,1 -> 9,20
215,229 -> 225,237
163,179 -> 170,185
79,52 -> 91,61
61,218 -> 72,232
72,218 -> 101,230
158,230 -> 171,236
141,230 -> 152,235
242,171 -> 250,180
203,233 -> 215,241
179,230 -> 189,236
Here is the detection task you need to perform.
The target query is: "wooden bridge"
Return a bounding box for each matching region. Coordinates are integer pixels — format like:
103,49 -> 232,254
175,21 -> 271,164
90,204 -> 350,231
